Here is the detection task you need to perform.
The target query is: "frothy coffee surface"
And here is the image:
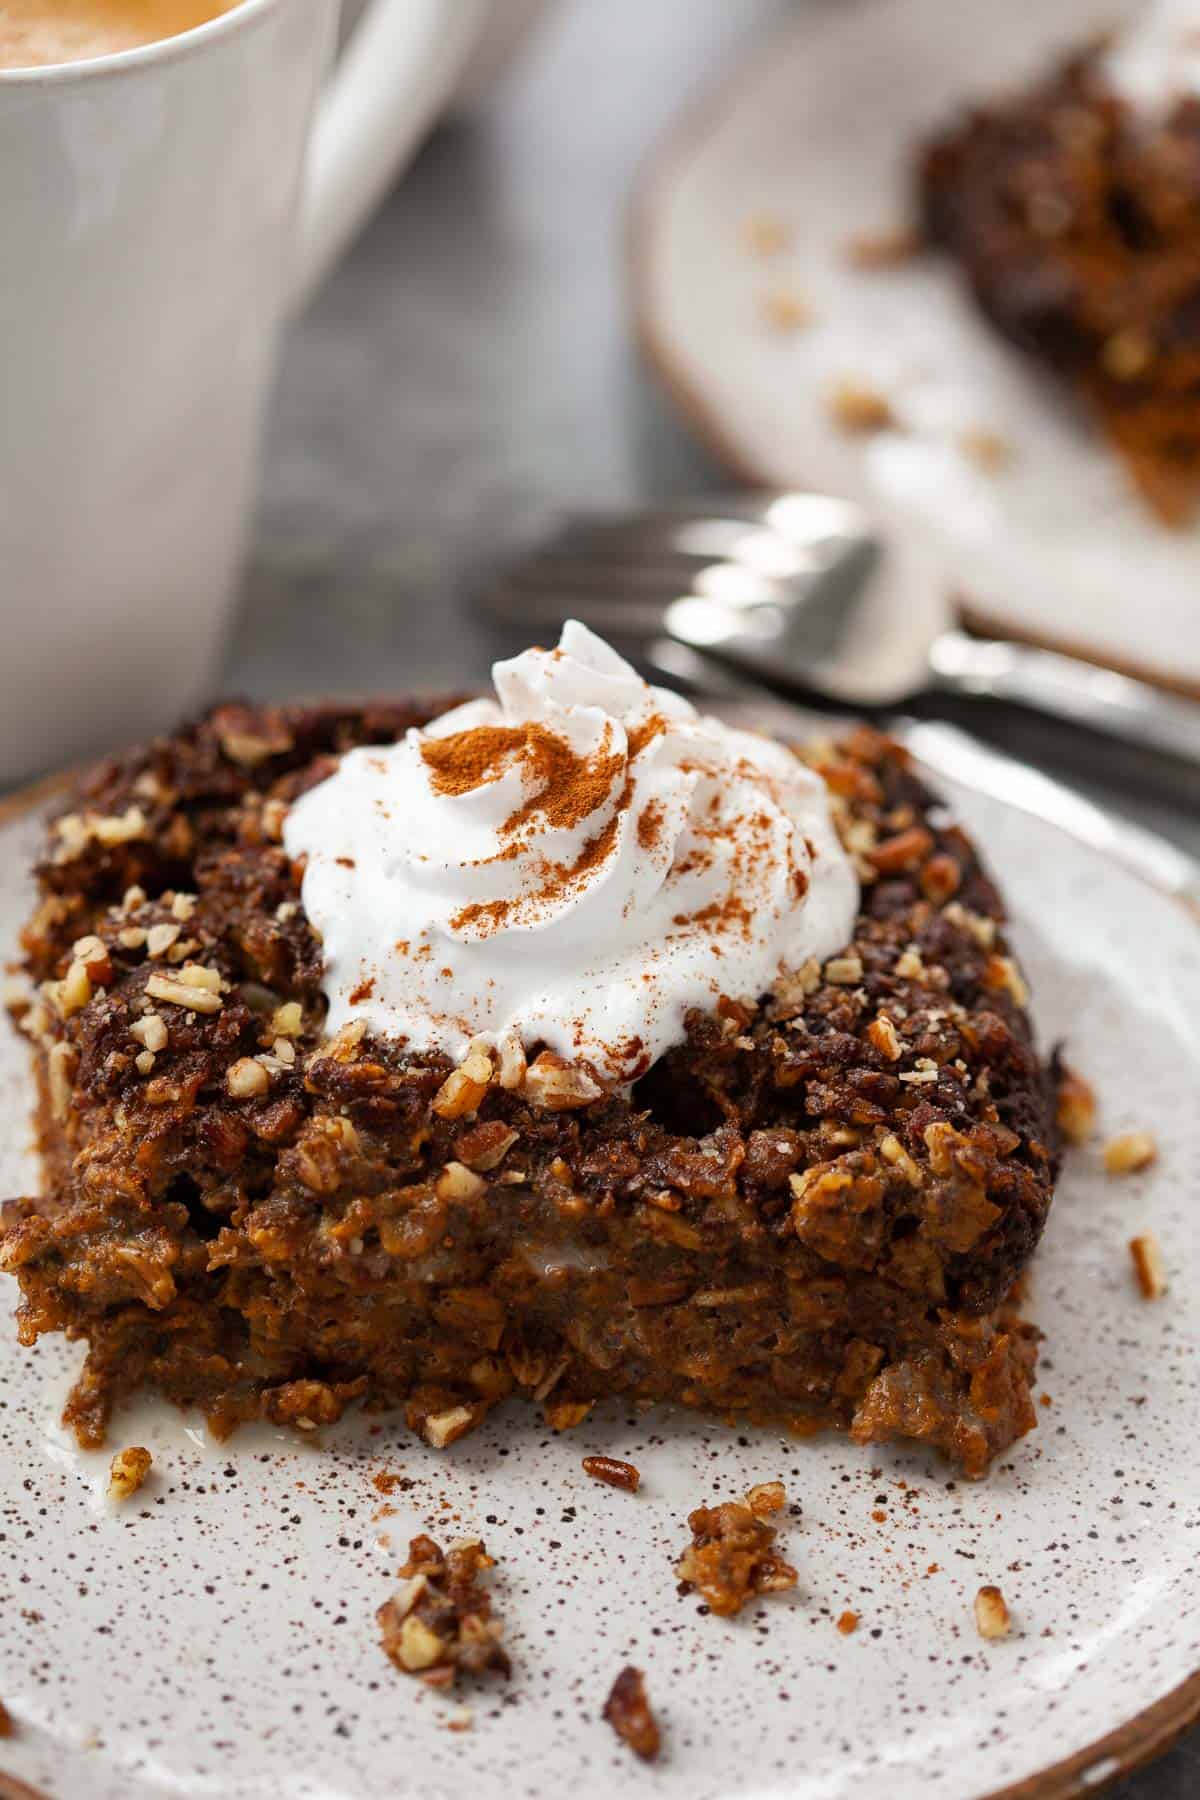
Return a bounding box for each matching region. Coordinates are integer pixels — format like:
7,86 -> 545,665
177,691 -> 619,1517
0,0 -> 236,69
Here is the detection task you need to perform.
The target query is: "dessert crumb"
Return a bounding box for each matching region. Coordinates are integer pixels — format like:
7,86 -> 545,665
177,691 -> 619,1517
108,1446 -> 152,1501
1129,1233 -> 1167,1300
959,428 -> 1015,473
378,1535 -> 509,1687
827,380 -> 894,433
0,1699 -> 13,1738
1055,1063 -> 1097,1145
760,286 -> 812,333
742,211 -> 792,257
676,1484 -> 797,1617
843,225 -> 920,268
581,1454 -> 641,1493
602,1666 -> 661,1762
836,1610 -> 860,1635
974,1585 -> 1012,1640
1104,1130 -> 1157,1175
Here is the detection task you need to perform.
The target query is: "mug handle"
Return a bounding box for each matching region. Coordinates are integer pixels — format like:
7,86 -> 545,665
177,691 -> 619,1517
292,0 -> 492,307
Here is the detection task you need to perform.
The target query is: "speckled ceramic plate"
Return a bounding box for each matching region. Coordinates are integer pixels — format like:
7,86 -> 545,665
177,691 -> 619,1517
0,724 -> 1197,1800
632,0 -> 1200,697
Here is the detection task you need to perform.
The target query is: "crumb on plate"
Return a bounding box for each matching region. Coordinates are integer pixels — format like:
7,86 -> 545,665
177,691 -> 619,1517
107,1446 -> 152,1501
1104,1130 -> 1157,1175
676,1484 -> 797,1617
603,1666 -> 661,1761
974,1585 -> 1011,1640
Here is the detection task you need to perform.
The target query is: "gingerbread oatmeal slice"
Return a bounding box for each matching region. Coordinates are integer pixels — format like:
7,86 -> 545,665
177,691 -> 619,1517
919,42 -> 1200,525
2,699 -> 1057,1478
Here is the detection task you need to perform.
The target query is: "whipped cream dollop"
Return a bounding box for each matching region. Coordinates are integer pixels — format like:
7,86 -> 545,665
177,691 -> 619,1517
285,622 -> 858,1083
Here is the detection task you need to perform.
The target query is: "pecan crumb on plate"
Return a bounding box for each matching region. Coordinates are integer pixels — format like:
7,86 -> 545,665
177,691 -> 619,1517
1054,1062 -> 1097,1145
676,1485 -> 798,1617
107,1446 -> 152,1501
378,1535 -> 509,1687
603,1666 -> 661,1762
582,1454 -> 641,1493
1129,1233 -> 1167,1301
974,1585 -> 1012,1640
1104,1130 -> 1158,1175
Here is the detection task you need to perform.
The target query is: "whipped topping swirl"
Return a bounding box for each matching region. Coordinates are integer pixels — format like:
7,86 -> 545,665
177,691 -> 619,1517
285,622 -> 858,1083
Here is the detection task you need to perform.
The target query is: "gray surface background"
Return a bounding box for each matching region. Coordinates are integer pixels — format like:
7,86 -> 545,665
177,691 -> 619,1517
130,0 -> 1200,1792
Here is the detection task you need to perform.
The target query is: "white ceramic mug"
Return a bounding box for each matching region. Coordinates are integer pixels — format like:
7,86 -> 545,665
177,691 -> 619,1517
0,0 -> 495,787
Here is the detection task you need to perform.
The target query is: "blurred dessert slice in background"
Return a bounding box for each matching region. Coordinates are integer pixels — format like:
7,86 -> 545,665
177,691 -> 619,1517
920,3 -> 1200,525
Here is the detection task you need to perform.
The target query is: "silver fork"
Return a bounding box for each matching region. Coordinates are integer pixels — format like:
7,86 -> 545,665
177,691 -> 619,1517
484,492 -> 1200,763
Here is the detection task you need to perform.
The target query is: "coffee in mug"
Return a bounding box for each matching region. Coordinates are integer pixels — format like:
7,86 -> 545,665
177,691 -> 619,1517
0,0 -> 237,69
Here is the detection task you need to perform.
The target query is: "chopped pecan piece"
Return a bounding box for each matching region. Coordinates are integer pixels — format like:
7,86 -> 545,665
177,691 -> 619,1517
1129,1233 -> 1167,1301
974,1584 -> 1011,1640
378,1535 -> 509,1687
603,1666 -> 661,1762
108,1445 -> 152,1501
675,1487 -> 797,1617
582,1454 -> 641,1493
1105,1131 -> 1157,1175
1055,1064 -> 1097,1145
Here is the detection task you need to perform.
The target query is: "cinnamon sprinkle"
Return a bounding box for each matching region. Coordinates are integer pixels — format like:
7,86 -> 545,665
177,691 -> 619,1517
499,723 -> 623,839
637,798 -> 665,851
420,725 -> 527,796
451,777 -> 633,936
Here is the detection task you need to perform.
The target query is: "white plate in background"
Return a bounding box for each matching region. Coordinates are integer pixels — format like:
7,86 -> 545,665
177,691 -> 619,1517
632,0 -> 1200,697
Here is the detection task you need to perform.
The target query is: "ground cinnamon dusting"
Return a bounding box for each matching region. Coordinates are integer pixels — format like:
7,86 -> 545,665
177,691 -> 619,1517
420,725 -> 527,797
637,797 -> 665,851
501,723 -> 621,836
450,773 -> 634,936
